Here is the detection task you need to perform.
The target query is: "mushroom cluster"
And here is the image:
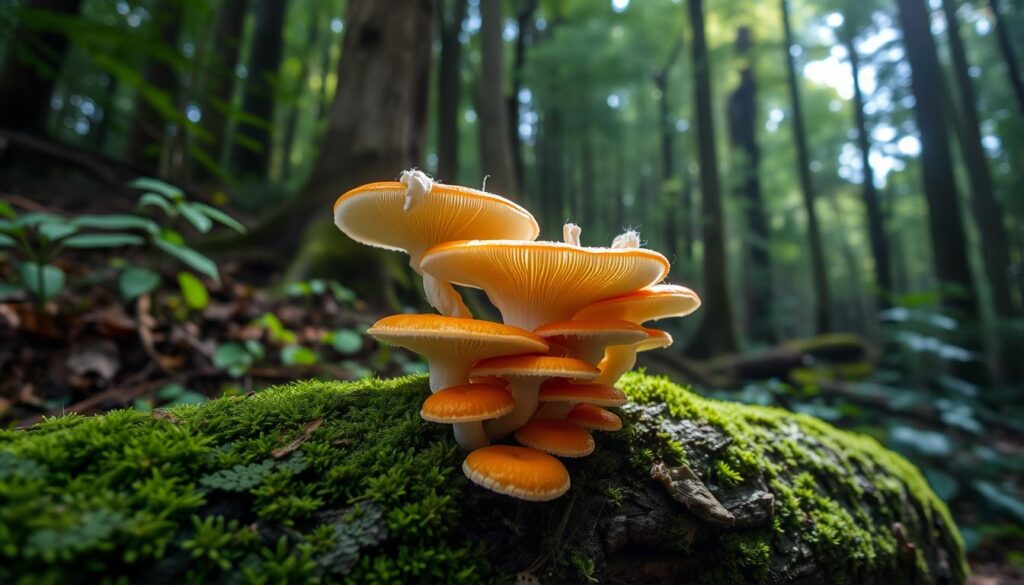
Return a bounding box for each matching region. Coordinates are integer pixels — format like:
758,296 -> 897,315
334,170 -> 701,501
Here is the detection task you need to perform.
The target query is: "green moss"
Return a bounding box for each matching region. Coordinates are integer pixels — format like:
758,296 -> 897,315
0,373 -> 965,584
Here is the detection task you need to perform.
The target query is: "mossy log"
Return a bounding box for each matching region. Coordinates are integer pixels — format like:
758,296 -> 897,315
0,373 -> 965,584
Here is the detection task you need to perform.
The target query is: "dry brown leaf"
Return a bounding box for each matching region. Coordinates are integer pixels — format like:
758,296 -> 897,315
271,418 -> 323,459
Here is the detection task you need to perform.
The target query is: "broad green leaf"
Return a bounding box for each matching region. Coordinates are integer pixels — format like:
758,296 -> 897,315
192,203 -> 246,233
213,343 -> 254,377
71,214 -> 159,234
0,234 -> 15,247
153,238 -> 219,282
329,281 -> 357,303
137,193 -> 176,215
19,262 -> 65,301
38,220 -> 77,241
119,267 -> 161,301
179,203 -> 213,233
62,233 -> 146,248
157,383 -> 188,400
128,177 -> 184,200
0,200 -> 15,219
281,345 -> 318,366
973,481 -> 1024,523
255,312 -> 296,344
160,228 -> 185,246
15,212 -> 62,227
330,329 -> 363,355
177,272 -> 209,310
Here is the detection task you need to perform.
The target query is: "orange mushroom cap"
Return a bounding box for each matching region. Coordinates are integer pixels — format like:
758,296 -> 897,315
566,404 -> 622,431
515,419 -> 595,458
573,284 -> 701,324
421,384 -> 514,423
470,355 -> 599,382
636,328 -> 673,351
534,319 -> 648,365
538,380 -> 628,407
420,240 -> 670,330
462,445 -> 570,501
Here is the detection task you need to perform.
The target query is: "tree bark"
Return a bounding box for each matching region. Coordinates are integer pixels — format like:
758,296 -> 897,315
727,27 -> 776,345
197,0 -> 249,182
507,0 -> 538,187
988,0 -> 1024,116
843,28 -> 893,310
126,0 -> 182,170
231,0 -> 287,178
686,0 -> 739,357
781,0 -> 832,334
477,0 -> 519,198
437,0 -> 468,183
0,0 -> 83,134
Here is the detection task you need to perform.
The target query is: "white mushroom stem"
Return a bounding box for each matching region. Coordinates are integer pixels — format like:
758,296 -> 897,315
533,401 -> 575,420
611,230 -> 640,249
596,344 -> 639,385
452,422 -> 490,451
426,357 -> 473,393
422,272 -> 472,318
563,223 -> 582,246
400,169 -> 433,211
484,378 -> 542,440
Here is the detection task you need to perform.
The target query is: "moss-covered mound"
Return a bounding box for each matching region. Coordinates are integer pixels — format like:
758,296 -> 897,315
0,373 -> 965,584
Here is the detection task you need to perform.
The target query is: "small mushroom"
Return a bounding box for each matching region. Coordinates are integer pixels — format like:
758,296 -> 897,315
533,379 -> 629,420
334,173 -> 540,317
367,314 -> 548,392
421,384 -> 514,451
595,328 -> 673,385
573,284 -> 701,323
462,445 -> 571,501
420,240 -> 670,330
515,419 -> 595,458
470,355 -> 599,440
533,319 -> 648,365
566,404 -> 622,432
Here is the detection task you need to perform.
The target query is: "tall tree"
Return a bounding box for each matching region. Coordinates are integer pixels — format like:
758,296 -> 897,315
477,0 -> 519,197
437,0 -> 468,183
284,0 -> 436,257
198,0 -> 249,181
727,27 -> 776,344
781,0 -> 832,333
686,0 -> 739,357
841,20 -> 893,309
508,0 -> 539,185
231,0 -> 287,177
126,0 -> 182,169
988,0 -> 1024,116
281,3 -> 324,179
894,0 -> 981,323
654,38 -> 683,261
0,0 -> 83,134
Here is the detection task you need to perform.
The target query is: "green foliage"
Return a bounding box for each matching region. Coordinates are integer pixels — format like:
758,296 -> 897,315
177,271 -> 210,310
118,266 -> 162,301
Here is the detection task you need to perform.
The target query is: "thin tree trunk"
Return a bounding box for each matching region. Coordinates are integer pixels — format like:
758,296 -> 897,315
988,0 -> 1024,116
686,0 -> 739,357
477,0 -> 518,198
655,39 -> 683,261
281,4 -> 323,180
728,27 -> 776,344
437,0 -> 467,182
895,0 -> 985,376
198,0 -> 249,182
507,0 -> 538,186
231,0 -> 287,177
0,0 -> 83,134
127,0 -> 182,169
844,28 -> 893,310
781,0 -> 832,333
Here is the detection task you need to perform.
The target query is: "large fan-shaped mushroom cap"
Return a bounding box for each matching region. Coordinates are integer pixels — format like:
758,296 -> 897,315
462,445 -> 570,501
420,240 -> 670,330
574,284 -> 701,324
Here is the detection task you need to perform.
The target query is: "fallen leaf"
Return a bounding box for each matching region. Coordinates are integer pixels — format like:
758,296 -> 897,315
271,418 -> 323,459
651,461 -> 736,526
152,410 -> 181,424
67,339 -> 120,382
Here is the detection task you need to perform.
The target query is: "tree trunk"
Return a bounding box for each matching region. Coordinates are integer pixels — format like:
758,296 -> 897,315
126,0 -> 182,170
0,0 -> 83,134
844,28 -> 893,311
895,0 -> 984,372
655,39 -> 683,263
281,4 -> 323,180
437,0 -> 467,183
781,0 -> 832,334
477,0 -> 519,198
282,0 -> 436,267
231,0 -> 287,178
197,0 -> 249,183
988,0 -> 1024,116
686,0 -> 739,357
727,27 -> 776,345
507,0 -> 538,187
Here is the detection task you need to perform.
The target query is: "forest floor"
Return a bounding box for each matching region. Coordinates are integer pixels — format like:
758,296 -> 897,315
1,163 -> 1023,583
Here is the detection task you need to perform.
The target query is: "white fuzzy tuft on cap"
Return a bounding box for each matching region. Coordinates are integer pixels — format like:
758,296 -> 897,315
400,169 -> 434,212
562,223 -> 582,246
611,230 -> 640,249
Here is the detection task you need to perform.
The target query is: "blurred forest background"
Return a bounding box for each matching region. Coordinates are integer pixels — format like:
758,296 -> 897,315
1,0 -> 1023,579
